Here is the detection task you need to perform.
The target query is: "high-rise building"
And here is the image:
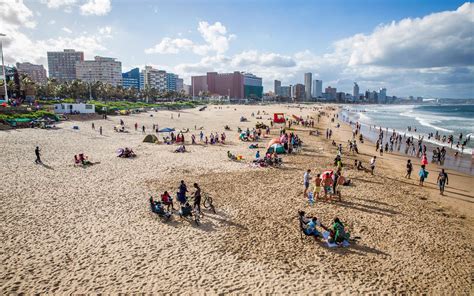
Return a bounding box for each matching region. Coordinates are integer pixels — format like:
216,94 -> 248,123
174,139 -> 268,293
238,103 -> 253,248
274,80 -> 281,96
292,83 -> 305,101
140,66 -> 167,91
76,56 -> 122,86
166,73 -> 178,92
243,73 -> 263,99
176,78 -> 184,92
378,88 -> 387,103
183,84 -> 192,95
325,86 -> 337,100
16,62 -> 48,84
312,79 -> 322,98
191,71 -> 262,99
304,73 -> 312,100
47,49 -> 84,82
122,68 -> 140,89
280,86 -> 291,98
353,82 -> 359,100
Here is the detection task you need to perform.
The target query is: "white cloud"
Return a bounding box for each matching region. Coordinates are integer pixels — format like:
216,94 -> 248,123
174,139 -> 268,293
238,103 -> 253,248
0,0 -> 36,29
80,0 -> 111,16
98,26 -> 113,37
62,27 -> 72,34
145,37 -> 194,54
337,2 -> 474,68
145,21 -> 235,56
1,0 -> 109,71
231,51 -> 296,68
48,20 -> 56,25
42,0 -> 77,9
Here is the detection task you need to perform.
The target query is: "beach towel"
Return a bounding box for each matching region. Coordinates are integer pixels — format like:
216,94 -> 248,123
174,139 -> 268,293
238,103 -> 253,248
322,231 -> 350,248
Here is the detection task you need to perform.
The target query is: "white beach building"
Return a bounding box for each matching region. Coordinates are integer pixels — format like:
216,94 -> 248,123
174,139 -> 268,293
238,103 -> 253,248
54,103 -> 95,114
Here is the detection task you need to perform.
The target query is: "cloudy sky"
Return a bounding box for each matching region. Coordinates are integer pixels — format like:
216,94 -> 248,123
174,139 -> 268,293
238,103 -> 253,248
1,0 -> 473,98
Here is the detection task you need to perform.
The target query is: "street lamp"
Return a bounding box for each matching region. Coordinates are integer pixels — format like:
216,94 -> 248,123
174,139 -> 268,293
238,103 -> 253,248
88,68 -> 93,100
0,33 -> 8,101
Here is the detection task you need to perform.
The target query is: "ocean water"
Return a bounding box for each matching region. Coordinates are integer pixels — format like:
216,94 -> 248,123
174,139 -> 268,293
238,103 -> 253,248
340,104 -> 474,175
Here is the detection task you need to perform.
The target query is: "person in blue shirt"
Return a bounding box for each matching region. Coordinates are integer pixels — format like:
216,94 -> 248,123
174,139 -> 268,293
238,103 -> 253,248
255,150 -> 260,160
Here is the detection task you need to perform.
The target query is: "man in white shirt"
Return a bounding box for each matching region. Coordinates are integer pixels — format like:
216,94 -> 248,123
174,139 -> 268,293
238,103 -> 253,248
303,169 -> 311,198
370,156 -> 376,175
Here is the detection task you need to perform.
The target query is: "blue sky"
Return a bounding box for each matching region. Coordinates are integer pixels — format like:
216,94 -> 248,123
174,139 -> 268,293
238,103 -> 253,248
1,0 -> 473,98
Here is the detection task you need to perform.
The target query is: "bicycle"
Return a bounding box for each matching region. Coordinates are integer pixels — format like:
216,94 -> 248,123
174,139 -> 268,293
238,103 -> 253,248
203,192 -> 216,214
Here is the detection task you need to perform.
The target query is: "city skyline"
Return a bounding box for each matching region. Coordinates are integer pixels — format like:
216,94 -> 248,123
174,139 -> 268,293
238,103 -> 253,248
1,0 -> 473,98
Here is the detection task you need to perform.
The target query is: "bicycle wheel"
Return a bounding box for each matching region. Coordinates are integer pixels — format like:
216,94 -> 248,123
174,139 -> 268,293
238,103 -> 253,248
203,195 -> 213,208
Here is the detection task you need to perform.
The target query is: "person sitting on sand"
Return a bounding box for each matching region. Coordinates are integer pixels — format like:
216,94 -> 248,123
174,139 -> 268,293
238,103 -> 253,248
298,211 -> 327,240
328,218 -> 349,245
161,191 -> 173,211
78,153 -> 92,165
175,145 -> 186,153
179,202 -> 193,217
357,160 -> 364,170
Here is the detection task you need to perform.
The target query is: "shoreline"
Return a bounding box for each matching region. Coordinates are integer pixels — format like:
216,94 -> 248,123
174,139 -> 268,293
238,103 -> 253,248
339,108 -> 473,176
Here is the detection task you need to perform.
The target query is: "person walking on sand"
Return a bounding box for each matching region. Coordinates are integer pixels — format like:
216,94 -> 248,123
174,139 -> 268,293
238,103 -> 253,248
134,122 -> 138,131
437,169 -> 449,195
405,159 -> 413,179
303,169 -> 312,199
99,126 -> 102,135
370,156 -> 376,175
35,146 -> 42,164
142,125 -> 145,134
418,165 -> 428,186
92,122 -> 95,130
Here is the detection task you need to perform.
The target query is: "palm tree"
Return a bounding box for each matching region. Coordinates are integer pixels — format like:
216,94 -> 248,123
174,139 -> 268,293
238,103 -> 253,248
20,75 -> 36,99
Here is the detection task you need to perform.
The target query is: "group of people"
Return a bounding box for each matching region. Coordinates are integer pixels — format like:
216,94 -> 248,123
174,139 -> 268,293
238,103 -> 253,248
304,166 -> 349,203
150,181 -> 203,219
117,147 -> 136,158
299,211 -> 350,245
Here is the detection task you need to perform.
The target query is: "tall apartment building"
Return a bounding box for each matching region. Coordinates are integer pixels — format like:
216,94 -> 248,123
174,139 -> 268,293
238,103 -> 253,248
16,62 -> 47,84
76,56 -> 122,86
312,79 -> 322,98
325,86 -> 337,100
304,73 -> 312,100
353,82 -> 359,99
176,78 -> 184,92
122,68 -> 140,89
292,84 -> 305,101
274,80 -> 281,95
191,71 -> 262,99
166,73 -> 178,92
378,88 -> 387,103
47,49 -> 84,82
140,66 -> 167,91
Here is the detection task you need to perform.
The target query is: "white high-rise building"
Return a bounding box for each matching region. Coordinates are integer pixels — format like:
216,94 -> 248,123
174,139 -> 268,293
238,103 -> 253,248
304,73 -> 312,100
75,56 -> 122,86
312,79 -> 322,98
140,66 -> 167,91
353,82 -> 359,100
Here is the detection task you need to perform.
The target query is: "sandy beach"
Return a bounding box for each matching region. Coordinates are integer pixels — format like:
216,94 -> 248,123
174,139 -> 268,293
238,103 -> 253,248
1,104 -> 472,294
